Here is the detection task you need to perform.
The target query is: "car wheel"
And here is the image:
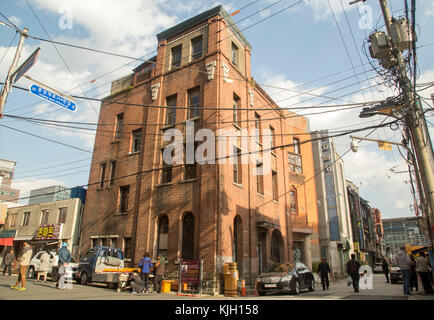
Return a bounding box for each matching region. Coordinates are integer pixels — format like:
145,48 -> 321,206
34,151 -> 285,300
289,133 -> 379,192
27,266 -> 35,279
258,291 -> 266,296
309,278 -> 315,292
293,280 -> 301,295
80,272 -> 88,285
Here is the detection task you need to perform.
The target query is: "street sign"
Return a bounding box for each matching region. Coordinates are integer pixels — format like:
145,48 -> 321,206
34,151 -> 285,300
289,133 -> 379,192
10,47 -> 40,85
29,84 -> 77,112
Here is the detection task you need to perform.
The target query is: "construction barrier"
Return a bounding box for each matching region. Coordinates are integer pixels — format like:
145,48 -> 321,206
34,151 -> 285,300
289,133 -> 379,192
224,262 -> 238,297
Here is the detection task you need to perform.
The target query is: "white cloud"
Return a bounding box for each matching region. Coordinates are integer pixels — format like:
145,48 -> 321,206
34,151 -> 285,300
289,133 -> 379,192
8,16 -> 21,27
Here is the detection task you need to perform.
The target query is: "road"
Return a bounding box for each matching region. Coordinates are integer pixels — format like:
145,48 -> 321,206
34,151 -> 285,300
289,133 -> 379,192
0,273 -> 433,300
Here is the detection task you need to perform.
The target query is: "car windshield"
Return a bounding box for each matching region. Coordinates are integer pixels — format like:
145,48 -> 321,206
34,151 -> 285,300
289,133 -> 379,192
265,263 -> 295,273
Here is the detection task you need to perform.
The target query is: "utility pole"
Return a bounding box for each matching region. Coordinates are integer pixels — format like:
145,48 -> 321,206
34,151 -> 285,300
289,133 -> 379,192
352,0 -> 434,246
0,27 -> 29,118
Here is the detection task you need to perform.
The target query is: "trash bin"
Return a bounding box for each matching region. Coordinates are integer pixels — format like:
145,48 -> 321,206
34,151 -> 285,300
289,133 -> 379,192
224,262 -> 238,297
161,280 -> 171,293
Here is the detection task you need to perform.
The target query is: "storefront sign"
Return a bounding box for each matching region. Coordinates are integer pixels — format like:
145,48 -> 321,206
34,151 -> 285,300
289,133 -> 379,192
34,224 -> 63,240
0,230 -> 16,238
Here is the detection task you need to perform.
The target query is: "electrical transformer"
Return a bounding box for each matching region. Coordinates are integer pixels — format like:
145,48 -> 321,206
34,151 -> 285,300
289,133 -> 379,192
390,18 -> 417,51
380,55 -> 398,69
368,31 -> 391,59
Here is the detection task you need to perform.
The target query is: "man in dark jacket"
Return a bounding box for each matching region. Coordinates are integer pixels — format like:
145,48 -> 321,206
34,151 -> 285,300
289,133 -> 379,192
347,254 -> 361,293
3,249 -> 15,276
318,257 -> 331,290
382,258 -> 390,283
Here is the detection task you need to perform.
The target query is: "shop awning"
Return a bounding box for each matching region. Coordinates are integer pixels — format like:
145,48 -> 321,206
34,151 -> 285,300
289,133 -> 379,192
0,238 -> 13,246
14,236 -> 33,241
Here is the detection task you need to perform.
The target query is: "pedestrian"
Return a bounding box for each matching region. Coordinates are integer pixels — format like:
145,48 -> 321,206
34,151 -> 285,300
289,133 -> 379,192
10,242 -> 33,291
415,252 -> 433,295
138,252 -> 153,293
394,247 -> 412,295
347,253 -> 361,293
317,257 -> 331,290
409,254 -> 418,292
382,258 -> 390,283
36,249 -> 50,283
3,249 -> 14,276
56,242 -> 71,288
129,270 -> 144,294
153,255 -> 166,293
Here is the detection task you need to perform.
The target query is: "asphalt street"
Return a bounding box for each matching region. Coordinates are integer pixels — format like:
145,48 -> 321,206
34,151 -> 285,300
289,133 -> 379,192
0,273 -> 433,300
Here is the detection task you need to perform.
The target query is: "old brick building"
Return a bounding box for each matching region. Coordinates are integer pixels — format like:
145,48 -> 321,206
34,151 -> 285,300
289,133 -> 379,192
80,5 -> 320,292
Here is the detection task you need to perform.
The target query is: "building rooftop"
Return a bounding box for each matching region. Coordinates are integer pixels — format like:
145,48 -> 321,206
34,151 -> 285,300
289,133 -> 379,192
156,5 -> 252,49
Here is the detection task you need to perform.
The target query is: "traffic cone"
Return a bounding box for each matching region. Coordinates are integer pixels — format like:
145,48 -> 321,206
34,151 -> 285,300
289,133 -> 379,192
241,280 -> 246,296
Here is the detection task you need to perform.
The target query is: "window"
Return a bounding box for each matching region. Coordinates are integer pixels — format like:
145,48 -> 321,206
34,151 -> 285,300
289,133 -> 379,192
58,207 -> 67,224
288,152 -> 303,174
231,42 -> 238,65
157,215 -> 169,257
91,239 -> 98,248
272,170 -> 278,201
9,214 -> 16,227
161,151 -> 173,184
171,45 -> 182,68
115,113 -> 124,140
233,145 -> 242,184
293,138 -> 300,154
100,238 -> 107,247
182,213 -> 195,260
187,87 -> 200,119
131,129 -> 141,153
165,95 -> 177,125
256,162 -> 264,195
22,211 -> 31,226
233,94 -> 241,126
99,163 -> 106,188
289,188 -> 298,215
254,113 -> 261,143
123,238 -> 132,259
185,142 -> 197,180
270,126 -> 275,149
41,209 -> 49,225
110,238 -> 118,248
119,186 -> 130,213
109,161 -> 116,186
191,36 -> 203,60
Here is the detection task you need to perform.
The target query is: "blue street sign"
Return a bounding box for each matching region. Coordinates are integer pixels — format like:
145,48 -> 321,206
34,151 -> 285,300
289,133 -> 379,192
29,84 -> 77,112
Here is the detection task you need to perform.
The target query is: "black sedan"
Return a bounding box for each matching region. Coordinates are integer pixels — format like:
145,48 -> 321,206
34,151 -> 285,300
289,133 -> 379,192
255,262 -> 315,296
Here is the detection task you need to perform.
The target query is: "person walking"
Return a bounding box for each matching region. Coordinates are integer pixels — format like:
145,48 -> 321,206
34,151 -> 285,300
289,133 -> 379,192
10,242 -> 33,291
153,255 -> 166,293
56,243 -> 71,288
36,249 -> 50,283
394,247 -> 412,295
139,252 -> 153,293
416,252 -> 433,295
3,249 -> 14,276
409,254 -> 418,292
382,258 -> 390,283
318,257 -> 331,290
347,254 -> 361,293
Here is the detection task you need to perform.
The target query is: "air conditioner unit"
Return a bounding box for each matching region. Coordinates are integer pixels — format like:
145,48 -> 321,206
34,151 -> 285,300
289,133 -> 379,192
369,31 -> 391,59
390,18 -> 417,51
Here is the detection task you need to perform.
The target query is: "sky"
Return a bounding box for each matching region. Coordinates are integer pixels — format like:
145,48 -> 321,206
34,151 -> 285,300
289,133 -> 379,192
0,0 -> 433,219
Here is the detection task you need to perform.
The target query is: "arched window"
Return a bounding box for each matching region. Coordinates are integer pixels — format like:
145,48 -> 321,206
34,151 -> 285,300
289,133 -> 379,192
233,216 -> 243,272
157,215 -> 169,257
271,230 -> 283,263
181,213 -> 195,260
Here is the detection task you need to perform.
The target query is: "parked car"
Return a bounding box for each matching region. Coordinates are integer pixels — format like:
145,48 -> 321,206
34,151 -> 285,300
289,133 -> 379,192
255,262 -> 315,296
27,251 -> 79,281
390,263 -> 402,283
373,263 -> 383,273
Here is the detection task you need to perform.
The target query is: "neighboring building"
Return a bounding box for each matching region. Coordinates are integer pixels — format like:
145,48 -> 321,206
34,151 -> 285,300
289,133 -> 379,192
312,131 -> 354,276
28,185 -> 70,205
80,5 -> 320,293
383,217 -> 431,258
0,158 -> 20,203
346,180 -> 377,264
28,185 -> 87,205
2,198 -> 84,263
372,208 -> 385,261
